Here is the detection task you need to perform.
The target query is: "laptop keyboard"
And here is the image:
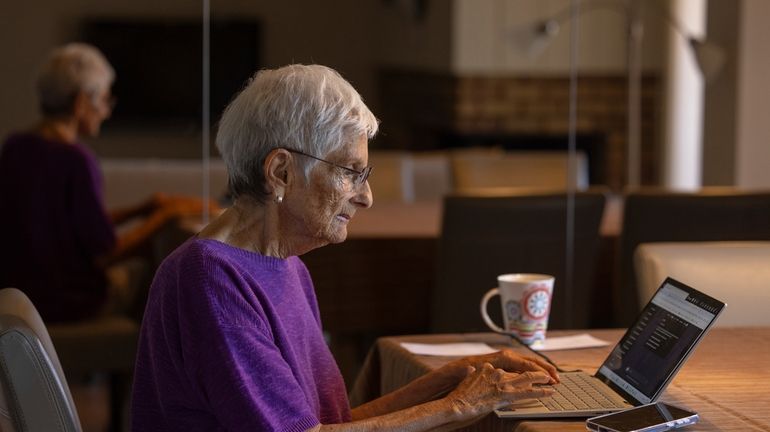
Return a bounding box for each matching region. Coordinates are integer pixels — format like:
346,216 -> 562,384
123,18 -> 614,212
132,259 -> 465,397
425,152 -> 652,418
541,373 -> 627,411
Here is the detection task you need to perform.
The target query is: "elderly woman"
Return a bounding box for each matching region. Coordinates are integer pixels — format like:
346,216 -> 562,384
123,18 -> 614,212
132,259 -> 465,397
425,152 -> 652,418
0,43 -> 207,322
131,64 -> 558,431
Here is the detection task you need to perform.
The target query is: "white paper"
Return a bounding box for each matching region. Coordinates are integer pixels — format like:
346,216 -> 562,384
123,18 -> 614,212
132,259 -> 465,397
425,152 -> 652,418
400,342 -> 499,356
530,333 -> 610,351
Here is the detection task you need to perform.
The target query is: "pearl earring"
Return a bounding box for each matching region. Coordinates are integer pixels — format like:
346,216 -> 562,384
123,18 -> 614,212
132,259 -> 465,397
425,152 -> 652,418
276,195 -> 283,203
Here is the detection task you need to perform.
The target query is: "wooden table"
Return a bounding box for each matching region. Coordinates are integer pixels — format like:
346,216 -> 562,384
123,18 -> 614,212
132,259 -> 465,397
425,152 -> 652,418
350,328 -> 770,431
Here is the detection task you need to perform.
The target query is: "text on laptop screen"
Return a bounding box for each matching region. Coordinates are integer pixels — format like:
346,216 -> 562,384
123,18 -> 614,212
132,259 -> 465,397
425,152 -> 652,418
597,280 -> 723,405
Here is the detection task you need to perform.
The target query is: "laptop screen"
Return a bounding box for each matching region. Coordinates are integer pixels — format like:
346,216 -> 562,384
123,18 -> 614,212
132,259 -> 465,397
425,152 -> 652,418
595,278 -> 725,405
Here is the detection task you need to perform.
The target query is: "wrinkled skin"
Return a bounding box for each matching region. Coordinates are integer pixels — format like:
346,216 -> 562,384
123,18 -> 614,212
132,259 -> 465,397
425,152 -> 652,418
280,135 -> 372,249
446,363 -> 554,422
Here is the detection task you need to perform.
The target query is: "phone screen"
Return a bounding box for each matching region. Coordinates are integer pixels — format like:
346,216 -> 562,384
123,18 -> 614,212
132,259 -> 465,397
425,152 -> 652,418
587,403 -> 697,432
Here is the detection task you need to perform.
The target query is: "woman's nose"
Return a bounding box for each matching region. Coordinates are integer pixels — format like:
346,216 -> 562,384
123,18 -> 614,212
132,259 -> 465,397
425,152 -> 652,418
352,180 -> 373,209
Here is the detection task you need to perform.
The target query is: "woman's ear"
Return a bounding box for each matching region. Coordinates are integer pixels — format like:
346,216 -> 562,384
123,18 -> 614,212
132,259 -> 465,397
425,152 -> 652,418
264,148 -> 292,198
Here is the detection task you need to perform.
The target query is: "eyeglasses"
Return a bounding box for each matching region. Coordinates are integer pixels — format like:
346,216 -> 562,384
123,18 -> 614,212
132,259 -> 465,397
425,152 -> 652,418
284,148 -> 372,186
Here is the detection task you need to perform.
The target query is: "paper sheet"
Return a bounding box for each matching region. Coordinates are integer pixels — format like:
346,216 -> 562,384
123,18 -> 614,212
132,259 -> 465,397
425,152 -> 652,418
400,334 -> 609,356
400,342 -> 499,356
530,333 -> 610,351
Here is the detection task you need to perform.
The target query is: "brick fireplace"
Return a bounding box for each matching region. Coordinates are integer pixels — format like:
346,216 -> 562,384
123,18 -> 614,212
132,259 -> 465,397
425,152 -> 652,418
377,70 -> 661,190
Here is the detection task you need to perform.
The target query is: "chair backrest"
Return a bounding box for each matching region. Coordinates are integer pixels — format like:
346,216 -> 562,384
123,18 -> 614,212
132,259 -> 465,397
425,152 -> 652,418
0,288 -> 82,432
634,241 -> 770,327
431,190 -> 606,333
451,150 -> 589,191
617,189 -> 770,326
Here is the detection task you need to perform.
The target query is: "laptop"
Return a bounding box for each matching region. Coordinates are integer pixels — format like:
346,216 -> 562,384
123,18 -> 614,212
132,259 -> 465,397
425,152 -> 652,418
497,277 -> 725,418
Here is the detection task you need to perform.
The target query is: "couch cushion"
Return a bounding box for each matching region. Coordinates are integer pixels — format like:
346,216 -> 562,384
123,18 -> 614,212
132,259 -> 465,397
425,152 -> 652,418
634,241 -> 770,326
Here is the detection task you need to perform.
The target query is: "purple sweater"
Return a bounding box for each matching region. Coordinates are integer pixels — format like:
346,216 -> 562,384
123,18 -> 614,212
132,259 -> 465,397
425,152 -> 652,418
0,132 -> 116,322
131,238 -> 350,432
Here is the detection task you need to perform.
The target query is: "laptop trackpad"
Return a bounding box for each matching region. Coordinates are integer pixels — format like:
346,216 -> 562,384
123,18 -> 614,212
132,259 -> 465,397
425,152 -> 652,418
508,398 -> 544,409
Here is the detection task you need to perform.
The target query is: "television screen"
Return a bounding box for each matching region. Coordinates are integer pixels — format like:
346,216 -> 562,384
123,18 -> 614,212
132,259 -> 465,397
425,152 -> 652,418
82,18 -> 260,126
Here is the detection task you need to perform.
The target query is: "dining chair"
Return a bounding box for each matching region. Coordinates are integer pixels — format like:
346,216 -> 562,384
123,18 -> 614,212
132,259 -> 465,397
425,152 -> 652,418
616,188 -> 770,326
47,315 -> 139,432
0,287 -> 82,432
25,262 -> 144,432
430,189 -> 607,333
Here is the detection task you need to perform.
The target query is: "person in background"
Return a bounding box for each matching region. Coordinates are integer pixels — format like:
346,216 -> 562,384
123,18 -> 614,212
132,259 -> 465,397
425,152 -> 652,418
131,64 -> 558,432
0,43 -> 212,323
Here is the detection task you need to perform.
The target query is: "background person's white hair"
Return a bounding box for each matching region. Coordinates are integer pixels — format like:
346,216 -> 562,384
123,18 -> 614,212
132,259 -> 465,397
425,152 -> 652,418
36,43 -> 115,117
216,64 -> 379,202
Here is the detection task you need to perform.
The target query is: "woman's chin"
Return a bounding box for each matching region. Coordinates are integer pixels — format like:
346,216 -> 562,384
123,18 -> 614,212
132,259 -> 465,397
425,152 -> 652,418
324,223 -> 349,244
324,216 -> 351,243
327,229 -> 348,244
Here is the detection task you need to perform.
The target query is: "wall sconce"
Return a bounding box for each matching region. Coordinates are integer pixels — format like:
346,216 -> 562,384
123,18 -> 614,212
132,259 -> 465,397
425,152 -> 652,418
686,36 -> 726,83
509,19 -> 561,58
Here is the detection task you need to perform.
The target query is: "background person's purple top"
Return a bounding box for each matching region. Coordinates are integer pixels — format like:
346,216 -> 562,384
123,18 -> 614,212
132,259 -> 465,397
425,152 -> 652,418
131,238 -> 350,432
0,132 -> 116,322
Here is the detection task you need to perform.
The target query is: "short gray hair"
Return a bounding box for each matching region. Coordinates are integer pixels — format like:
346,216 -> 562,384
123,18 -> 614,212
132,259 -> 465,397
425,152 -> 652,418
36,43 -> 115,117
216,64 -> 378,202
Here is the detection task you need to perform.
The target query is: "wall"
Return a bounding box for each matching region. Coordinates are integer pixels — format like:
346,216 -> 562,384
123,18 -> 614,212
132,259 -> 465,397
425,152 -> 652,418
702,0 -> 739,186
0,0 -> 451,157
3,0 -> 763,186
376,0 -> 453,72
451,0 -> 667,75
702,0 -> 770,189
735,0 -> 770,188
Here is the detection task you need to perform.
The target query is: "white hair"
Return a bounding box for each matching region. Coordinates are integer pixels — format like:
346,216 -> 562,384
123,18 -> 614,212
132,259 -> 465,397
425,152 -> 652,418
216,64 -> 378,202
36,43 -> 115,117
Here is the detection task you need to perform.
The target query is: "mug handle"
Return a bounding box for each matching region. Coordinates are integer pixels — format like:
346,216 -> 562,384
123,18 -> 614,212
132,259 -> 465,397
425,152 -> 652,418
480,288 -> 506,334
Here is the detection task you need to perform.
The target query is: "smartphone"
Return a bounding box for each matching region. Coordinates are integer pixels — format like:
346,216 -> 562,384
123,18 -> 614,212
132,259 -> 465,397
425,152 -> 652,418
586,402 -> 698,432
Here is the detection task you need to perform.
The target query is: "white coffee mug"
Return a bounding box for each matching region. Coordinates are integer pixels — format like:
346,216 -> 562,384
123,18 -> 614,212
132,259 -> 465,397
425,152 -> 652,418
480,273 -> 555,345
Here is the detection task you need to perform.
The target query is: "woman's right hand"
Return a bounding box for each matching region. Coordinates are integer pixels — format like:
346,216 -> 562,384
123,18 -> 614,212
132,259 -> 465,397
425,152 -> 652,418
315,363 -> 554,432
445,362 -> 554,421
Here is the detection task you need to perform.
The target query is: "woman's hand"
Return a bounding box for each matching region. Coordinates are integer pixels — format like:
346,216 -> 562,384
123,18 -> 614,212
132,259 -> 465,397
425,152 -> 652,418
445,363 -> 554,420
325,363 -> 554,432
439,349 -> 559,389
352,348 -> 559,423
